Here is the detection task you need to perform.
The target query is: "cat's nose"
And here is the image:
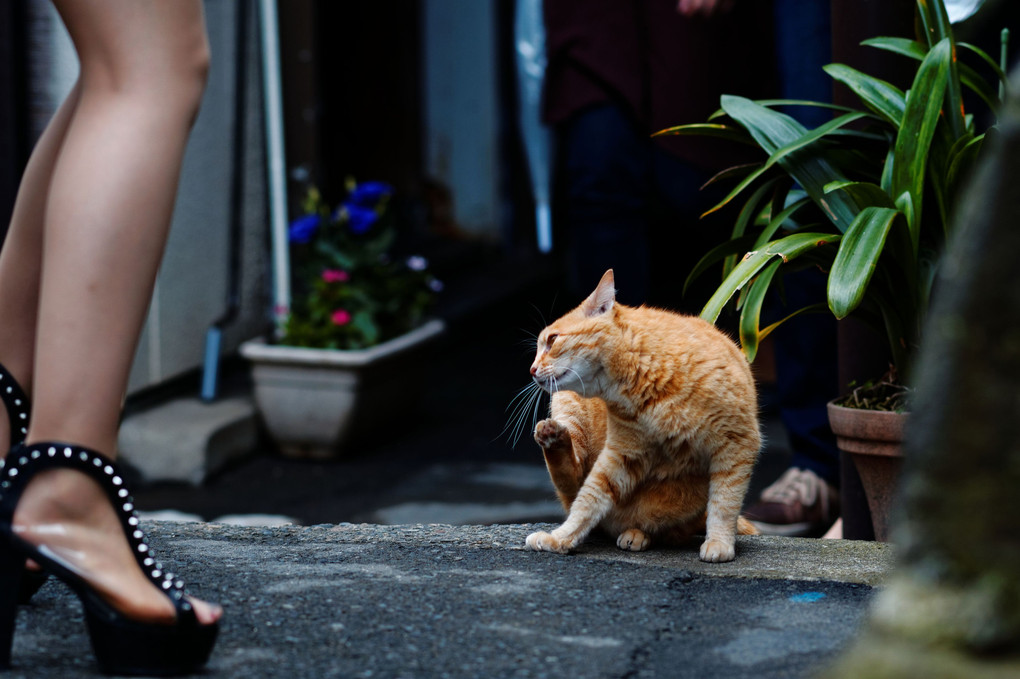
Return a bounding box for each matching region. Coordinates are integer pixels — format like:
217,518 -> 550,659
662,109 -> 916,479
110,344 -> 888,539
530,365 -> 537,376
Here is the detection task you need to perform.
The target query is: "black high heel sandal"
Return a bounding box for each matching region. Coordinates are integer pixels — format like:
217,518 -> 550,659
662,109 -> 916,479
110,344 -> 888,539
0,362 -> 47,605
0,362 -> 30,447
0,442 -> 219,675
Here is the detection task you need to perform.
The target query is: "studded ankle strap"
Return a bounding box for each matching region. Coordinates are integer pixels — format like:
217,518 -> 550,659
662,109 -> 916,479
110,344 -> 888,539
0,363 -> 30,447
0,442 -> 197,620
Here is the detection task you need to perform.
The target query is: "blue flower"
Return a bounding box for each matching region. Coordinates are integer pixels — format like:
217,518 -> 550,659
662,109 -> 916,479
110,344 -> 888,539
288,213 -> 322,244
345,203 -> 379,234
348,181 -> 392,208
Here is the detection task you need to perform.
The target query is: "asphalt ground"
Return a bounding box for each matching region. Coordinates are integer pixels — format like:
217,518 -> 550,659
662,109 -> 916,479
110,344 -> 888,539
5,523 -> 891,678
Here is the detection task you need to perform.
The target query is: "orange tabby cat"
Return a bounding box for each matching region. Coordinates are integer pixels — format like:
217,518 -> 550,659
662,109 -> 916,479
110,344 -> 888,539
526,270 -> 760,562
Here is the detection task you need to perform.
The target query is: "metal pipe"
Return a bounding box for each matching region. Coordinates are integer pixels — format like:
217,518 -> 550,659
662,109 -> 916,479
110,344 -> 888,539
201,0 -> 251,402
514,0 -> 553,253
259,0 -> 291,335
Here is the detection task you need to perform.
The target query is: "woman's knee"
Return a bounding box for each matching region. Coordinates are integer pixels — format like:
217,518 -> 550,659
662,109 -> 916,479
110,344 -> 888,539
146,28 -> 210,122
56,0 -> 210,120
102,40 -> 209,126
174,38 -> 211,124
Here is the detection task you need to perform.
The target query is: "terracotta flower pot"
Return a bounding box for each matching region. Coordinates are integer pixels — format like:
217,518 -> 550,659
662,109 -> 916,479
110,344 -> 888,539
827,401 -> 907,541
240,320 -> 445,459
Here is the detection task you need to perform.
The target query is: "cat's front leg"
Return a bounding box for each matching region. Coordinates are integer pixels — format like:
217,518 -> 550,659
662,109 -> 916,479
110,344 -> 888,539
524,530 -> 571,553
534,418 -> 586,509
526,445 -> 640,554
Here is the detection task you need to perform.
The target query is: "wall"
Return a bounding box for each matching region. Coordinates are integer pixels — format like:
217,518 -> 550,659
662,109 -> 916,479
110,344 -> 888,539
422,0 -> 502,238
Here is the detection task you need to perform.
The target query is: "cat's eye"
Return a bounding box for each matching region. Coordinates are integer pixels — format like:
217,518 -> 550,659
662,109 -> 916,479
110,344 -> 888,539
545,333 -> 559,349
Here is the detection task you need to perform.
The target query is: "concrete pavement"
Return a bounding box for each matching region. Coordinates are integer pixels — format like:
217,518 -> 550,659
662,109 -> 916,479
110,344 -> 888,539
7,522 -> 893,678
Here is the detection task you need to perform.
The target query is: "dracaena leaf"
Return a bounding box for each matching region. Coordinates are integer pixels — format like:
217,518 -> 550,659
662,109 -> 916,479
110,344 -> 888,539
827,207 -> 901,319
738,259 -> 782,362
720,96 -> 859,231
701,232 -> 842,324
823,64 -> 905,126
892,38 -> 952,252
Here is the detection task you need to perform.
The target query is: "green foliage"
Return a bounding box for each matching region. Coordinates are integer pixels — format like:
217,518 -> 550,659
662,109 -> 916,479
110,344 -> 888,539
281,183 -> 439,350
657,0 -> 1003,380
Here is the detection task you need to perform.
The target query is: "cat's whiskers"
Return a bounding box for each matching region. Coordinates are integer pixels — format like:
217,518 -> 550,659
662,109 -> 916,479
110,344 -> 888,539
516,330 -> 539,352
499,381 -> 548,447
529,381 -> 546,441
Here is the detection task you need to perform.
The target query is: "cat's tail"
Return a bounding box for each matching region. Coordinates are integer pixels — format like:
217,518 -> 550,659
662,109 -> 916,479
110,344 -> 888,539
737,516 -> 759,535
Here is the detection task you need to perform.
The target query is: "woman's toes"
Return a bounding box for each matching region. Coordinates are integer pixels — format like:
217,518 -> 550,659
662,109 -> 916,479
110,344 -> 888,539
190,598 -> 223,625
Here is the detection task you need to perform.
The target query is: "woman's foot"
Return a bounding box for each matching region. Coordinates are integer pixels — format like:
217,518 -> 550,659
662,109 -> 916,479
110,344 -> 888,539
11,467 -> 221,626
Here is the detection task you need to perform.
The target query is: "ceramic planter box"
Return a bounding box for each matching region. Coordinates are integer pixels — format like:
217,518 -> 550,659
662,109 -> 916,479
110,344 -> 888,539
240,319 -> 445,459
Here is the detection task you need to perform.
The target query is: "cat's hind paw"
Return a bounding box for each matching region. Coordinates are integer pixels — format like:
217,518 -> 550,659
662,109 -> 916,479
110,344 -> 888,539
533,419 -> 571,450
699,537 -> 736,563
616,529 -> 650,552
525,530 -> 571,554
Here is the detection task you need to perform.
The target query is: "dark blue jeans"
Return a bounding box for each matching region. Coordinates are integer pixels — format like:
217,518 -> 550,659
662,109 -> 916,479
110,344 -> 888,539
559,104 -> 714,311
770,269 -> 840,485
771,0 -> 840,485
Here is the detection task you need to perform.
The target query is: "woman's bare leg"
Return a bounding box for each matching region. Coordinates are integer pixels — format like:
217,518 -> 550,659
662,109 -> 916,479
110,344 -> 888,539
11,0 -> 220,625
0,83 -> 82,448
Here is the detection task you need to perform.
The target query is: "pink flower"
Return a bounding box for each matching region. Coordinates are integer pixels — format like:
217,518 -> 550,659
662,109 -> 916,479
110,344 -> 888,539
322,269 -> 350,283
331,309 -> 352,326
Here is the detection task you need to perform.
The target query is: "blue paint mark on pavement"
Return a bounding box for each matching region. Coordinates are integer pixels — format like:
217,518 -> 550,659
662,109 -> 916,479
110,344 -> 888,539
790,591 -> 827,603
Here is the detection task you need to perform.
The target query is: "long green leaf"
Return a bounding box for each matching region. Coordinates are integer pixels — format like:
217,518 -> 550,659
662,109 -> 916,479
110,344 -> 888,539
720,96 -> 858,231
731,180 -> 778,239
652,123 -> 754,145
958,41 -> 1009,87
876,295 -> 909,379
880,144 -> 895,194
917,0 -> 966,138
861,37 -> 924,59
701,232 -> 842,324
827,207 -> 901,319
917,0 -> 952,47
702,163 -> 760,189
753,196 -> 812,248
758,303 -> 831,343
823,180 -> 896,211
958,61 -> 1000,115
683,235 -> 760,297
862,37 -> 1000,113
738,259 -> 782,362
927,127 -> 964,235
823,64 -> 905,126
701,162 -> 773,217
946,133 -> 984,199
762,112 -> 871,170
892,38 -> 951,251
707,99 -> 857,121
723,180 -> 780,276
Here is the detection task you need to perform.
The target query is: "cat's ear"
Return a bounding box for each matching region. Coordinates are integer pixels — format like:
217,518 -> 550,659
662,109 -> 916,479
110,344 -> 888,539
582,269 -> 616,317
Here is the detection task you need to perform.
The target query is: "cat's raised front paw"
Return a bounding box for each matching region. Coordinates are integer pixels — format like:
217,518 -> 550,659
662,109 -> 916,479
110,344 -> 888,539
534,419 -> 570,450
699,537 -> 735,563
525,530 -> 570,554
616,529 -> 650,552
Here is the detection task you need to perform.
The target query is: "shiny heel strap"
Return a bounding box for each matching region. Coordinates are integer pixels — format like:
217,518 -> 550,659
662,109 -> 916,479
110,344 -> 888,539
0,363 -> 30,447
0,442 -> 196,622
